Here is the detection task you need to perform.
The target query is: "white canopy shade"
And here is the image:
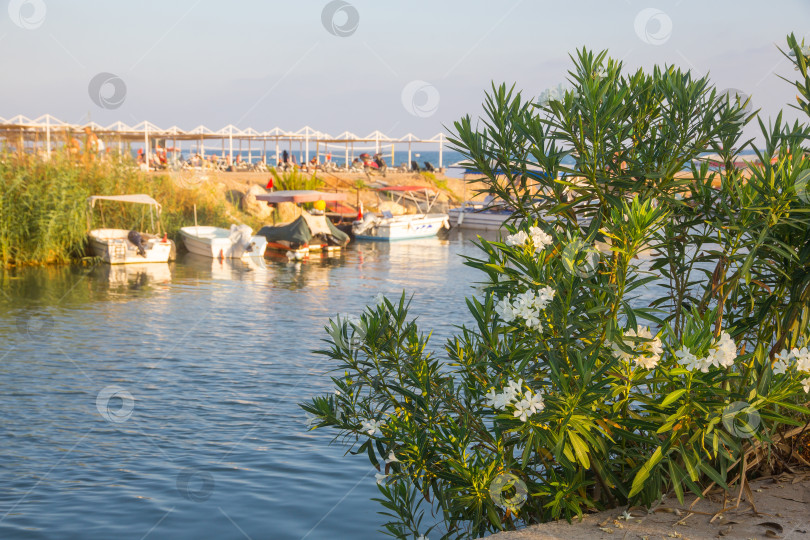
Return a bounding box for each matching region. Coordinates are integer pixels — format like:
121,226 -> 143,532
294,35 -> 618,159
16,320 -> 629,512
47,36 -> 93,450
87,194 -> 161,212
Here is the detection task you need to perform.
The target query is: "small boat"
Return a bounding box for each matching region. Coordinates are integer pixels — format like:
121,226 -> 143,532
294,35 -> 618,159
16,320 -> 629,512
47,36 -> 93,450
448,197 -> 512,231
87,195 -> 175,264
179,224 -> 267,259
352,186 -> 450,241
255,191 -> 351,260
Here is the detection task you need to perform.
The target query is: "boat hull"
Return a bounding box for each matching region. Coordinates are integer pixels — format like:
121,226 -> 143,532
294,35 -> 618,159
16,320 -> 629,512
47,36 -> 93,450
448,208 -> 511,231
89,229 -> 174,264
179,226 -> 267,259
353,214 -> 450,241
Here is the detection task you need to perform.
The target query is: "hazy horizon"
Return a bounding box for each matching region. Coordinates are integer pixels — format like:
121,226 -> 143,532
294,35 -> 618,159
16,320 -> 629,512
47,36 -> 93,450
3,0 -> 810,143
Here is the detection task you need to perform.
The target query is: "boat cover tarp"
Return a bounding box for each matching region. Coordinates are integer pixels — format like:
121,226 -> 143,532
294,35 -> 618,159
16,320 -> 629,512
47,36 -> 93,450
258,214 -> 349,247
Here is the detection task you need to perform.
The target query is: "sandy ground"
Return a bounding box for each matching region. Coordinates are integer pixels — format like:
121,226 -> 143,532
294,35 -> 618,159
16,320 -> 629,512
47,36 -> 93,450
488,470 -> 810,540
162,168 -> 489,210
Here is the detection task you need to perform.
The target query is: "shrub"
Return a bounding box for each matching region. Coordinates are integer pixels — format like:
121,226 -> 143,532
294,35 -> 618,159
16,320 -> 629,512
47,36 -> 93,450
302,37 -> 810,538
268,167 -> 325,191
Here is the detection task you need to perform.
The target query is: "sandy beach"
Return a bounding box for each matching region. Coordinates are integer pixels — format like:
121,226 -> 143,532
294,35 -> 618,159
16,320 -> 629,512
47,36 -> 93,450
488,469 -> 810,540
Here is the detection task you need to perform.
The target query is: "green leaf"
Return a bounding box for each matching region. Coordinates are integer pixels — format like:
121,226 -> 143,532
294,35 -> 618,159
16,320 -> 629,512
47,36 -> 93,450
569,432 -> 591,469
698,461 -> 728,490
661,388 -> 687,407
630,446 -> 663,497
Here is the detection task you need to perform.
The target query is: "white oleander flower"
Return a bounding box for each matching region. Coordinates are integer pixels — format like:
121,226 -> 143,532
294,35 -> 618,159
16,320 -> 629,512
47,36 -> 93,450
792,347 -> 810,372
495,288 -> 555,331
705,331 -> 737,368
525,391 -> 545,414
675,347 -> 702,371
361,419 -> 383,437
773,358 -> 790,376
375,472 -> 388,485
529,226 -> 553,251
495,295 -> 517,323
372,292 -> 386,306
773,349 -> 793,375
386,451 -> 400,464
523,312 -> 542,330
507,379 -> 524,395
305,414 -> 319,429
535,286 -> 555,309
612,326 -> 662,369
802,377 -> 810,393
513,398 -> 534,422
494,392 -> 513,409
505,230 -> 529,246
486,387 -> 515,410
514,290 -> 535,309
485,388 -> 499,408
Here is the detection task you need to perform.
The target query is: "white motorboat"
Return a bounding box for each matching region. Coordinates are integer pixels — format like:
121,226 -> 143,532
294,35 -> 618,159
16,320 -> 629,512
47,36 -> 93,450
352,186 -> 450,241
179,225 -> 267,259
87,195 -> 175,264
448,198 -> 512,231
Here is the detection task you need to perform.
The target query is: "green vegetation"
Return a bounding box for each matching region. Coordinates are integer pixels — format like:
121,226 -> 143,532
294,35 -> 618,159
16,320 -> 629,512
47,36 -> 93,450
268,167 -> 325,191
0,154 -> 241,266
302,35 -> 810,538
423,172 -> 462,203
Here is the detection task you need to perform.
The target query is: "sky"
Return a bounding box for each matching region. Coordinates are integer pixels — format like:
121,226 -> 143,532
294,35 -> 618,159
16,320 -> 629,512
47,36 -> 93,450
2,0 -> 810,144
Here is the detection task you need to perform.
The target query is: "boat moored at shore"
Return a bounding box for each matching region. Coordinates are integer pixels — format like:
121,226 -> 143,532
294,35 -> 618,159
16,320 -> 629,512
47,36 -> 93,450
255,190 -> 351,259
352,186 -> 450,241
87,195 -> 175,264
448,198 -> 512,231
180,225 -> 267,259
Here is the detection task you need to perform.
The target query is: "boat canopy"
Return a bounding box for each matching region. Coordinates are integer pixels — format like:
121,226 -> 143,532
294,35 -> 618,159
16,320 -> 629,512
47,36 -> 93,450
374,185 -> 441,213
88,194 -> 161,211
376,185 -> 437,193
255,190 -> 347,204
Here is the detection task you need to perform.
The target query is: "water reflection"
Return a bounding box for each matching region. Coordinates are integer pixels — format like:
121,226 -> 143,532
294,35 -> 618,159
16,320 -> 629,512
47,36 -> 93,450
0,229 -> 499,540
93,262 -> 172,292
180,253 -> 268,282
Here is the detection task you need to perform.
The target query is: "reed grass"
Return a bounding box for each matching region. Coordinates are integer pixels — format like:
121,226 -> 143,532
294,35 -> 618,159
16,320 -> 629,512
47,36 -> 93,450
268,167 -> 325,191
0,153 -> 250,266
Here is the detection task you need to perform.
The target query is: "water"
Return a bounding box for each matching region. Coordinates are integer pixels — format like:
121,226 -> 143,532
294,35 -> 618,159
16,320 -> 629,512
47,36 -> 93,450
0,230 -> 495,540
144,146 -> 467,172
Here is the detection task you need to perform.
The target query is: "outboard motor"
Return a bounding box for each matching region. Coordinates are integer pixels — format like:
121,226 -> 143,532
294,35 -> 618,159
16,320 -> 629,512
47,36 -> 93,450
352,213 -> 377,236
127,229 -> 147,257
228,224 -> 255,257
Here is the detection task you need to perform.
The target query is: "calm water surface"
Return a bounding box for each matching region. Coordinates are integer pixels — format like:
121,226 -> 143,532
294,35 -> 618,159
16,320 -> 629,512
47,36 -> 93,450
0,230 -> 497,540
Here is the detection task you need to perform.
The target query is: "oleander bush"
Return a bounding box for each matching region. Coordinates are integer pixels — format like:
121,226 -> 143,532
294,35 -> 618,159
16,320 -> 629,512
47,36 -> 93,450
301,35 -> 810,539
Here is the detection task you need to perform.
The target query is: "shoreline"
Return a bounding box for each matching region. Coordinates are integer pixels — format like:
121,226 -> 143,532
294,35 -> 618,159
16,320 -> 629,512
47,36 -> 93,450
488,468 -> 810,540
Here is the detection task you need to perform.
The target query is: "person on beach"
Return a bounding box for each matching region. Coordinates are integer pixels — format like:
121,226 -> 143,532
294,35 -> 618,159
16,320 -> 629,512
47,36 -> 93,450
83,127 -> 100,163
374,153 -> 388,177
67,136 -> 82,160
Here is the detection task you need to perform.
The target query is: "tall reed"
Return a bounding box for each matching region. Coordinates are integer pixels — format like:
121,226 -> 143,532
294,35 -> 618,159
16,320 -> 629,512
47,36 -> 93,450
0,153 -> 250,266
